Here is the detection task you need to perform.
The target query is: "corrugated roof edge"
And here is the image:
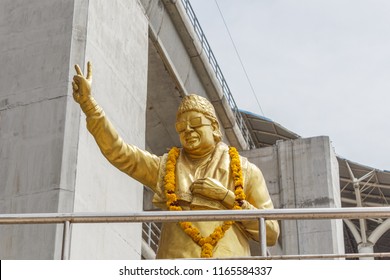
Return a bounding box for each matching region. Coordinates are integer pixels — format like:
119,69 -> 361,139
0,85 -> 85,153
240,109 -> 301,139
239,109 -> 273,122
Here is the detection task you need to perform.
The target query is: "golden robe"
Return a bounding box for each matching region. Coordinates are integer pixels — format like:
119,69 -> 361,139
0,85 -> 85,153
85,106 -> 279,258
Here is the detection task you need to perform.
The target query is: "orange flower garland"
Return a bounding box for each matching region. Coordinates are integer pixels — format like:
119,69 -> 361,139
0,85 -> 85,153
228,146 -> 246,209
164,146 -> 245,258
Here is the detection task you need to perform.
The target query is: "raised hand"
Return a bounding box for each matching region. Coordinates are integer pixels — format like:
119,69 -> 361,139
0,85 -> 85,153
72,61 -> 92,104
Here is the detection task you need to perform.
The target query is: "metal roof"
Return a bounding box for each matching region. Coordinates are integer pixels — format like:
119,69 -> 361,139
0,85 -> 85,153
338,158 -> 390,207
240,110 -> 299,148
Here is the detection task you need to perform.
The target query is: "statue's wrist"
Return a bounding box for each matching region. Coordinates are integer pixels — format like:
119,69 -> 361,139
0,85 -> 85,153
80,97 -> 100,115
240,200 -> 254,210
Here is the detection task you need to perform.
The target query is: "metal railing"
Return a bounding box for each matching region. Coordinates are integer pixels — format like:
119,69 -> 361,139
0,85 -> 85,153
1,207 -> 390,260
180,0 -> 256,149
142,221 -> 161,254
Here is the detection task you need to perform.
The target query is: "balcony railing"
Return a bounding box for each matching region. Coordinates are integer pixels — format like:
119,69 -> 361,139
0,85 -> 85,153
1,207 -> 390,260
142,221 -> 161,254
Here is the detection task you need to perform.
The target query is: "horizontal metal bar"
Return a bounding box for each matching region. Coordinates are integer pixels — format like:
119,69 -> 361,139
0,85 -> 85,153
212,252 -> 390,260
0,207 -> 389,225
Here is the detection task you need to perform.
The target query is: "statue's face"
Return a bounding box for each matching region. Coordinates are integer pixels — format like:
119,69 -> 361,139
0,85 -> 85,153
176,110 -> 216,157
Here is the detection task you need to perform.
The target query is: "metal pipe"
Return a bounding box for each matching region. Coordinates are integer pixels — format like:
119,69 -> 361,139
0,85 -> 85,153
341,190 -> 389,202
343,219 -> 362,244
357,170 -> 375,183
354,183 -> 368,243
340,178 -> 390,190
341,197 -> 387,207
1,207 -> 390,225
213,252 -> 390,260
259,217 -> 267,256
61,221 -> 71,260
368,218 -> 390,244
346,158 -> 370,244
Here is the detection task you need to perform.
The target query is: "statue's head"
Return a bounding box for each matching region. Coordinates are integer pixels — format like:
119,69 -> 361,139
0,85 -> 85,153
176,94 -> 222,156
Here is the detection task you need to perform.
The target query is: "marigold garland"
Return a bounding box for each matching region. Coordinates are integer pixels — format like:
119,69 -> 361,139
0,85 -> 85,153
164,146 -> 245,258
228,146 -> 246,209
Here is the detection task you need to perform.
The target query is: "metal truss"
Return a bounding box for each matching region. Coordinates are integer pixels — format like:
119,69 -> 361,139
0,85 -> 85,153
341,160 -> 390,255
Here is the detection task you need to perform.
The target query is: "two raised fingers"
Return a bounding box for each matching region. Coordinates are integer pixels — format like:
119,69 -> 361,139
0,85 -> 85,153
74,61 -> 92,80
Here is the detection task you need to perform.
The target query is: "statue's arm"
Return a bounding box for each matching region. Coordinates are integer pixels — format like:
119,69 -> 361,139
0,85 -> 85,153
72,62 -> 160,190
86,109 -> 160,190
240,164 -> 280,246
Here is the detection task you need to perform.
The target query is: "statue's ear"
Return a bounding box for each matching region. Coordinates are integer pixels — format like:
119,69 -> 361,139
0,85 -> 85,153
211,121 -> 219,132
211,121 -> 222,142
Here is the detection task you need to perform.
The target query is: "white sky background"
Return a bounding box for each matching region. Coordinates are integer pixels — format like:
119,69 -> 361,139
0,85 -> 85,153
190,0 -> 390,171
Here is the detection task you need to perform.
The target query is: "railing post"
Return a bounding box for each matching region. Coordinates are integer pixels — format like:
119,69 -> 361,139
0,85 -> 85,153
147,223 -> 152,247
62,221 -> 71,260
259,217 -> 267,256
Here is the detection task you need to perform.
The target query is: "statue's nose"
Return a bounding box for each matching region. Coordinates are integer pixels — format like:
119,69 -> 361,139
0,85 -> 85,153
183,123 -> 195,132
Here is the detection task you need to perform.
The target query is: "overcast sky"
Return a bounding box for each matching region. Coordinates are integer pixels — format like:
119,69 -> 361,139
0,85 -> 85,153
190,0 -> 390,171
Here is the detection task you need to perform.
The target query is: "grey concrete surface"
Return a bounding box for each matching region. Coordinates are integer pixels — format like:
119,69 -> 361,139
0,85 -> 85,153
69,0 -> 148,259
0,0 -> 77,259
243,136 -> 345,256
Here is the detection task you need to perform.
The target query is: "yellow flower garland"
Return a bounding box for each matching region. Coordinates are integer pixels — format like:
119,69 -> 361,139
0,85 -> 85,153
164,146 -> 246,258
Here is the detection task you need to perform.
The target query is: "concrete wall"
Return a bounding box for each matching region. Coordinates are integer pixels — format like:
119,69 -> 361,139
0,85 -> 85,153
0,0 -> 78,259
70,0 -> 148,259
0,0 -> 148,259
243,136 -> 345,256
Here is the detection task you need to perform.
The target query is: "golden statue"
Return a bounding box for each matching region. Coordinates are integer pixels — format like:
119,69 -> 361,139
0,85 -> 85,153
72,62 -> 279,258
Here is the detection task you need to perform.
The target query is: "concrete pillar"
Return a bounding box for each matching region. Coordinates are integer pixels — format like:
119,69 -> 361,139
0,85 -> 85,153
243,136 -> 344,256
0,0 -> 148,259
0,0 -> 79,259
278,136 -> 344,256
70,0 -> 148,260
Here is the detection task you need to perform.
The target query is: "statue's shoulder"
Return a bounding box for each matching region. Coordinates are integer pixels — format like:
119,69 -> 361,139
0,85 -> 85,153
217,142 -> 250,169
240,154 -> 249,168
217,141 -> 229,151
